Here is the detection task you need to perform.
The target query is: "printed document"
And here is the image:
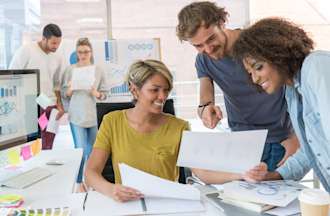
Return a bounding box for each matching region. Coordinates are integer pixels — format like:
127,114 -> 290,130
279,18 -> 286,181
71,65 -> 95,90
177,130 -> 268,173
119,163 -> 201,200
223,180 -> 304,207
46,109 -> 59,134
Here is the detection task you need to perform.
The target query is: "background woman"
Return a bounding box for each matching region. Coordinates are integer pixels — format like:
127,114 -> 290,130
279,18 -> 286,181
62,37 -> 108,190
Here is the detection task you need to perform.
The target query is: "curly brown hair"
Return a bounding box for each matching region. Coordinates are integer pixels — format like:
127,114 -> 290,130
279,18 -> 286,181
232,18 -> 314,80
176,1 -> 228,41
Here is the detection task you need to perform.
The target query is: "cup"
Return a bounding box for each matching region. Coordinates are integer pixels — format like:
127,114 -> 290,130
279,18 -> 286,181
298,188 -> 330,216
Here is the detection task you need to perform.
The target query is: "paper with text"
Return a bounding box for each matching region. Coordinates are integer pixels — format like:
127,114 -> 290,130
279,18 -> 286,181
119,163 -> 201,200
46,109 -> 59,134
35,93 -> 54,109
71,65 -> 96,90
177,130 -> 268,173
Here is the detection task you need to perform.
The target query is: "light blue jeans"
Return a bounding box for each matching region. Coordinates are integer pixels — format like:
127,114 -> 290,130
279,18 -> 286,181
70,122 -> 98,183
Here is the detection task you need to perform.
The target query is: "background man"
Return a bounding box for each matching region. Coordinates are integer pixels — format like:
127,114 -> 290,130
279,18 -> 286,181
10,23 -> 65,149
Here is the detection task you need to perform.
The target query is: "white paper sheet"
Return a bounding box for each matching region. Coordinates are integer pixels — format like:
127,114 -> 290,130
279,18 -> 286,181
35,93 -> 54,109
71,65 -> 96,90
83,191 -> 143,216
145,197 -> 205,215
223,180 -> 304,207
265,199 -> 300,216
83,191 -> 204,216
46,109 -> 59,134
177,130 -> 268,173
119,163 -> 201,201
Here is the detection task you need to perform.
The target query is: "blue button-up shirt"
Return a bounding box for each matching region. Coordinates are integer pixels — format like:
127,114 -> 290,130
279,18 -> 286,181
277,50 -> 330,192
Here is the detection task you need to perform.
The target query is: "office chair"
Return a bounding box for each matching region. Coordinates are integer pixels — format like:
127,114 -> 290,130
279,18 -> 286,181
96,99 -> 189,184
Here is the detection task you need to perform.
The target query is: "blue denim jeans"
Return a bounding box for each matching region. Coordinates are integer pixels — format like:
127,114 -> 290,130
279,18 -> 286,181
261,142 -> 285,171
70,123 -> 98,183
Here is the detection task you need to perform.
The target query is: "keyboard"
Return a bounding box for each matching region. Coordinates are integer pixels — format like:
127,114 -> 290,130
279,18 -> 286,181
1,167 -> 53,189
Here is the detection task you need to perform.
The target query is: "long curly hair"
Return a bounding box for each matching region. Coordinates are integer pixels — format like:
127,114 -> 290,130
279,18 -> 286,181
233,18 -> 314,80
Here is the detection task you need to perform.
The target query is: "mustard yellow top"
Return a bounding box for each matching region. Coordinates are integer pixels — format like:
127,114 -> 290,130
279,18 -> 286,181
94,110 -> 190,183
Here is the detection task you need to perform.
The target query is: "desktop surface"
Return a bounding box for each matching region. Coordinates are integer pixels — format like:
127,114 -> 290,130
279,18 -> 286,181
0,148 -> 82,206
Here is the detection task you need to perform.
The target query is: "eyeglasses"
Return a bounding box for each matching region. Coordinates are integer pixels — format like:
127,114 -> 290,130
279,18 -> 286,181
77,50 -> 91,55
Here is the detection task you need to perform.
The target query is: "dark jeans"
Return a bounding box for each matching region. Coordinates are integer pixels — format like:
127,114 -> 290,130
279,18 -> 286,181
261,142 -> 285,171
40,105 -> 57,150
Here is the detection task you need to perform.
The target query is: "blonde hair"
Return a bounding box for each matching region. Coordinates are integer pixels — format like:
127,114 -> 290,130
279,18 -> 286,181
126,59 -> 173,95
76,37 -> 94,63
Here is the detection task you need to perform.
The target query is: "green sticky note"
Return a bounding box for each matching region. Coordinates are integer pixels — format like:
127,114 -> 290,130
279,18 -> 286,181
8,148 -> 20,165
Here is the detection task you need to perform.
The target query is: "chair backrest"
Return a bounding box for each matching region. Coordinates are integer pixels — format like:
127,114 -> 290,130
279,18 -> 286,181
96,99 -> 175,129
96,99 -> 188,183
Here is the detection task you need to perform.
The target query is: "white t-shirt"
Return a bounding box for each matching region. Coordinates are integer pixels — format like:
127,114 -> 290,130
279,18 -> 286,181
9,42 -> 64,103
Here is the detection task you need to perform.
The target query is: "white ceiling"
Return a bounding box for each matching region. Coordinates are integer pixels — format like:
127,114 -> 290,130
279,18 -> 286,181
40,0 -> 108,38
38,0 -> 330,40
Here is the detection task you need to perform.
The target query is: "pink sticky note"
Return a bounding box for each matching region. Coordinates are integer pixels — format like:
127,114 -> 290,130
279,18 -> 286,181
38,112 -> 48,131
21,145 -> 32,160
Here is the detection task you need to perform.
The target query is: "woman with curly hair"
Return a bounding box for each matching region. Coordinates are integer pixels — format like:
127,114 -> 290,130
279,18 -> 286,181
233,17 -> 330,192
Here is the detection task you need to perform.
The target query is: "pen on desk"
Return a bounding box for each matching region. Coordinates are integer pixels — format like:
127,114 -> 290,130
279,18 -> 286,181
140,197 -> 147,212
83,191 -> 88,211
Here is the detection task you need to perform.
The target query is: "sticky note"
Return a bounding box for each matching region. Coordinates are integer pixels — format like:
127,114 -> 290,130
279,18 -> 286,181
31,139 -> 41,156
8,148 -> 20,165
21,145 -> 32,160
38,112 -> 48,131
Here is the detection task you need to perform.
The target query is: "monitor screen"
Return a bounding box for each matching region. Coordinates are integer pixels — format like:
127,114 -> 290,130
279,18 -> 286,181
0,70 -> 40,150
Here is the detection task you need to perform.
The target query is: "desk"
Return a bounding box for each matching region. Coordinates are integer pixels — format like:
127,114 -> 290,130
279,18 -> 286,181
0,148 -> 83,207
25,185 -> 263,216
0,150 -> 265,216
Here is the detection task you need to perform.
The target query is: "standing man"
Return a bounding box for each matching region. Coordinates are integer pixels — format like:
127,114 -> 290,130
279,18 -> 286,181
176,1 -> 299,183
10,23 -> 65,149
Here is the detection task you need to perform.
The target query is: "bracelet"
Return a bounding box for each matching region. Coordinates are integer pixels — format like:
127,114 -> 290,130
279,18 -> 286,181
198,101 -> 212,117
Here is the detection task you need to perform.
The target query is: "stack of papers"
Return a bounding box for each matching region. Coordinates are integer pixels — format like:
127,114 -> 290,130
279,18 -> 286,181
0,194 -> 23,208
221,180 -> 304,213
84,164 -> 205,215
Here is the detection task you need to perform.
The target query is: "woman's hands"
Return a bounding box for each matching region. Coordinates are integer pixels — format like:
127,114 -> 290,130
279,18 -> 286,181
243,162 -> 268,183
109,184 -> 143,202
243,162 -> 283,183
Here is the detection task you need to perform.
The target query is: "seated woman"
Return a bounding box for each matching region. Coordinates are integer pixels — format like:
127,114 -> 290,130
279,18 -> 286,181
85,60 -> 189,202
232,18 -> 330,192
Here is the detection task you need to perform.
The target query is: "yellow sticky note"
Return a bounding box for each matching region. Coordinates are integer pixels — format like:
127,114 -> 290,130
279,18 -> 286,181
31,139 -> 41,156
8,148 -> 21,165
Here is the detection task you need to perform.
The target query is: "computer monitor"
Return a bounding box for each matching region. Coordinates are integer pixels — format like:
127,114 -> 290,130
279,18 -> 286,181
0,70 -> 40,150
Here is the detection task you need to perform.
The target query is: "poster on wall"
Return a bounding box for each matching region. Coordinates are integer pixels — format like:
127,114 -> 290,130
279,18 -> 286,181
58,38 -> 161,101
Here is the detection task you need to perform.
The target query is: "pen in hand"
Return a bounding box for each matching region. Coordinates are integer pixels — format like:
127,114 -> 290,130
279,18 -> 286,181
83,191 -> 88,211
140,197 -> 147,212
